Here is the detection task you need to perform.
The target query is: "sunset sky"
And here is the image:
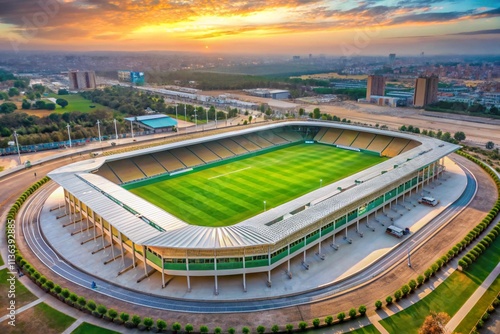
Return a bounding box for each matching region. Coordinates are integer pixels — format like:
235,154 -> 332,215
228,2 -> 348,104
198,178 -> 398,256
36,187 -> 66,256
0,0 -> 499,55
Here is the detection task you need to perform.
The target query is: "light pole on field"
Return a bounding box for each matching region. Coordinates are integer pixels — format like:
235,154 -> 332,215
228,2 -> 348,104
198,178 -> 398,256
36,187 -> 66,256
14,130 -> 22,165
113,118 -> 118,141
184,104 -> 187,133
194,114 -> 198,131
320,179 -> 323,188
407,248 -> 412,267
130,120 -> 134,139
264,200 -> 266,212
96,120 -> 102,143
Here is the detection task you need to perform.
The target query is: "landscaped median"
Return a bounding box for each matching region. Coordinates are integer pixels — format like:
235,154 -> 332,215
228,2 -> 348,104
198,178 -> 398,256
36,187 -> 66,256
5,150 -> 500,334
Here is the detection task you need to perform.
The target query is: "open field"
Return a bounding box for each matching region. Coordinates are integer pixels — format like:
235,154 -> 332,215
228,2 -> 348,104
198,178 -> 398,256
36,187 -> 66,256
47,93 -> 111,113
0,269 -> 37,310
71,322 -> 121,334
126,143 -> 384,227
380,230 -> 500,333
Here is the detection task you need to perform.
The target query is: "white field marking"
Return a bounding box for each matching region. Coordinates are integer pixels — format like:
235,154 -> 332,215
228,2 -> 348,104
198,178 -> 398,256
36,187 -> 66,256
208,167 -> 252,180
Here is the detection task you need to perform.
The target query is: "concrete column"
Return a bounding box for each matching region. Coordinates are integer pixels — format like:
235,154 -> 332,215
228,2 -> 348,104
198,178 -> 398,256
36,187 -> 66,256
287,243 -> 291,273
142,245 -> 148,276
318,227 -> 322,254
186,255 -> 191,292
303,236 -> 307,262
119,232 -> 125,266
132,242 -> 136,268
161,255 -> 165,288
110,230 -> 115,259
214,252 -> 218,295
267,246 -> 271,286
242,250 -> 247,292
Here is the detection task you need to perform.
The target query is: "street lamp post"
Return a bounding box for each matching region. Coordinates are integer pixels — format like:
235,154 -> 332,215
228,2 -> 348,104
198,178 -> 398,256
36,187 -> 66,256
113,119 -> 119,141
320,179 -> 323,187
175,104 -> 178,121
194,114 -> 198,131
97,120 -> 102,144
206,109 -> 209,131
67,124 -> 72,148
130,120 -> 134,139
225,112 -> 228,127
407,248 -> 412,267
14,130 -> 22,165
264,200 -> 266,211
184,104 -> 187,133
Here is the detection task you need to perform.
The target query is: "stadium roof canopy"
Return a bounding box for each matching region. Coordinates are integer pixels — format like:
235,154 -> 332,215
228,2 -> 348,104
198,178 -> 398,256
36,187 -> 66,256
49,121 -> 460,250
125,114 -> 177,129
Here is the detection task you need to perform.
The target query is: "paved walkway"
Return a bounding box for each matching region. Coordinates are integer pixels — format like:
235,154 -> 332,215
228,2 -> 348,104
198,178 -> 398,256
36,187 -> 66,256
445,262 -> 500,332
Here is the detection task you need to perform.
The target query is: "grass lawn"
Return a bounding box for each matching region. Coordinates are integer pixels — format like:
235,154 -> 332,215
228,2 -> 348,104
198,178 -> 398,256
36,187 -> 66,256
0,302 -> 75,334
379,231 -> 500,334
126,144 -> 384,226
0,254 -> 4,266
47,93 -> 111,113
455,273 -> 500,333
304,324 -> 380,334
71,322 -> 121,334
0,269 -> 37,310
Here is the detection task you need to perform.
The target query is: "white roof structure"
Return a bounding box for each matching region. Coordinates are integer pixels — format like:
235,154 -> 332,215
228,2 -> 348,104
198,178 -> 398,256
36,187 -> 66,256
48,121 -> 459,249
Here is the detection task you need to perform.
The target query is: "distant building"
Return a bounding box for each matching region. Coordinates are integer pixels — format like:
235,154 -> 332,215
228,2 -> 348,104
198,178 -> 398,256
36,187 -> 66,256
366,75 -> 385,100
413,76 -> 439,107
124,114 -> 177,133
292,56 -> 300,61
68,70 -> 96,90
118,70 -> 145,85
244,88 -> 290,100
389,53 -> 396,64
270,90 -> 290,100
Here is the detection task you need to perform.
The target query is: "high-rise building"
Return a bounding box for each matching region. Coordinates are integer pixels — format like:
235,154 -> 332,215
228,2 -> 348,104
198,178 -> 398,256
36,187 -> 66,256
413,75 -> 439,107
366,75 -> 385,100
68,70 -> 96,90
389,53 -> 396,64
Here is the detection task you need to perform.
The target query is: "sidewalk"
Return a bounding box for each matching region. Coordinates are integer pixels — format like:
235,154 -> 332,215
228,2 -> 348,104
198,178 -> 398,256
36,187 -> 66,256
445,262 -> 500,332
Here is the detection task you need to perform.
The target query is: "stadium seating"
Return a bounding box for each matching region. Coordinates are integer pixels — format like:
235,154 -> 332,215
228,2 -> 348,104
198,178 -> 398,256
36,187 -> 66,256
350,132 -> 376,149
366,135 -> 393,153
334,130 -> 360,146
170,147 -> 205,168
313,127 -> 328,141
95,163 -> 121,184
257,130 -> 289,145
204,141 -> 235,159
131,155 -> 167,177
400,140 -> 421,154
319,128 -> 343,144
232,136 -> 261,152
273,130 -> 303,142
245,133 -> 273,149
219,138 -> 249,155
152,151 -> 186,172
189,144 -> 220,163
107,159 -> 146,183
382,138 -> 411,157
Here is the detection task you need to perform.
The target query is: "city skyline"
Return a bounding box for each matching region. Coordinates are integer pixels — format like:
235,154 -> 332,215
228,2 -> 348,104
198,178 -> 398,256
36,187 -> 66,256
0,0 -> 499,55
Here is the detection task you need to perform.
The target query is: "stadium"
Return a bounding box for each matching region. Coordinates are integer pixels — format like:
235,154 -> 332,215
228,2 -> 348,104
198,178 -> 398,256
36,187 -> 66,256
47,121 -> 459,293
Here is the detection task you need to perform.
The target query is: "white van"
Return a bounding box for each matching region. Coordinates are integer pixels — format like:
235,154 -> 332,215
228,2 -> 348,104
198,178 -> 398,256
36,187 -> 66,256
386,225 -> 404,238
418,196 -> 438,206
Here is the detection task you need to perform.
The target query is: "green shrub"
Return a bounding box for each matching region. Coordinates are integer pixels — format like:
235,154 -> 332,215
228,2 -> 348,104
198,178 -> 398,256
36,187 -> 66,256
375,300 -> 383,309
325,315 -> 333,325
409,279 -> 417,291
107,309 -> 118,319
86,300 -> 96,311
271,325 -> 279,333
358,305 -> 367,315
286,324 -> 294,333
417,275 -> 425,286
132,315 -> 141,326
312,318 -> 320,328
337,312 -> 346,322
33,271 -> 41,280
394,290 -> 402,301
431,263 -> 439,273
349,308 -> 357,318
120,312 -> 129,322
401,285 -> 410,297
45,280 -> 54,289
69,293 -> 78,302
458,259 -> 468,269
185,323 -> 194,334
298,321 -> 307,330
482,313 -> 489,322
386,296 -> 393,305
214,327 -> 222,334
157,319 -> 167,330
60,288 -> 70,299
200,325 -> 209,333
96,304 -> 107,315
424,269 -> 432,279
257,325 -> 265,334
143,317 -> 154,329
77,296 -> 86,307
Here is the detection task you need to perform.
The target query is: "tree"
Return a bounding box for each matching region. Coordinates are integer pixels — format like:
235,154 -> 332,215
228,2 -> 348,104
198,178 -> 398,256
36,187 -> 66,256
325,315 -> 333,325
375,300 -> 382,309
143,317 -> 154,329
399,125 -> 407,132
271,325 -> 279,333
312,318 -> 320,328
298,321 -> 307,330
486,141 -> 495,149
58,89 -> 69,95
119,312 -> 129,322
453,131 -> 466,142
56,98 -> 69,108
200,325 -> 209,333
34,100 -> 46,109
0,92 -> 8,100
8,87 -> 20,97
490,106 -> 499,115
46,103 -> 56,110
358,305 -> 367,315
157,319 -> 167,331
256,326 -> 265,334
285,324 -> 293,333
185,324 -> 194,334
22,100 -> 31,109
228,328 -> 236,334
418,311 -> 450,334
0,102 -> 17,114
337,312 -> 346,322
313,108 -> 321,119
440,132 -> 452,142
349,308 -> 357,318
394,290 -> 402,300
214,327 -> 222,334
299,108 -> 305,117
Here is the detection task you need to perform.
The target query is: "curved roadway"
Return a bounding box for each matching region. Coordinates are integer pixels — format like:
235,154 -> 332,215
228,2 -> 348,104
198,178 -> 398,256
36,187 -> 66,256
19,165 -> 476,313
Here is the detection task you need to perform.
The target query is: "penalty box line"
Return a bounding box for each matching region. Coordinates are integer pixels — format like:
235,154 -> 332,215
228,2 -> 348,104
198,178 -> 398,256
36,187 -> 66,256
208,167 -> 252,180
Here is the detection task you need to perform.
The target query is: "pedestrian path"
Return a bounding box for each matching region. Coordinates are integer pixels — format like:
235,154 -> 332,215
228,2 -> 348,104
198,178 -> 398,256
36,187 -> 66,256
445,262 -> 500,332
368,314 -> 390,334
0,296 -> 45,323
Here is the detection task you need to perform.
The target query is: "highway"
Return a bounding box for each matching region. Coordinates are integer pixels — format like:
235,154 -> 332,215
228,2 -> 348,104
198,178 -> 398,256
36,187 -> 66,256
18,166 -> 477,313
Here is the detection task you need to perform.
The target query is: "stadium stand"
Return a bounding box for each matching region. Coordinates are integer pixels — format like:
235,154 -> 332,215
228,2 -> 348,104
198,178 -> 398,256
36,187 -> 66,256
257,130 -> 289,145
318,128 -> 343,144
366,135 -> 393,153
132,155 -> 167,177
400,140 -> 421,154
245,133 -> 273,149
204,141 -> 235,159
189,144 -> 220,163
350,132 -> 376,149
107,159 -> 146,183
382,138 -> 411,157
334,130 -> 359,146
170,147 -> 205,168
232,136 -> 261,152
219,138 -> 249,155
152,151 -> 186,172
273,130 -> 303,143
94,163 -> 121,184
313,127 -> 328,141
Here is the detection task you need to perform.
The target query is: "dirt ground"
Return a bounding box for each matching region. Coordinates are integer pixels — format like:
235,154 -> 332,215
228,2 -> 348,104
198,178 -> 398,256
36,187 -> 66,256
12,154 -> 498,330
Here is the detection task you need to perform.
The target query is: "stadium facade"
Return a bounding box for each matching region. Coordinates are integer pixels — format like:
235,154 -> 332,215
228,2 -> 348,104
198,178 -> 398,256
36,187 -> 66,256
48,121 -> 459,292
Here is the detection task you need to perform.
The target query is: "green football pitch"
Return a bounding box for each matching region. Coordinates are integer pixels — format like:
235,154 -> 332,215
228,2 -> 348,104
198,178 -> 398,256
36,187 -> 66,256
125,143 -> 385,227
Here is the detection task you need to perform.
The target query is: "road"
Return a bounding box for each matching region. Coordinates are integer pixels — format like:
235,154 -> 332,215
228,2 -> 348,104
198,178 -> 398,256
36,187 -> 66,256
17,166 -> 476,313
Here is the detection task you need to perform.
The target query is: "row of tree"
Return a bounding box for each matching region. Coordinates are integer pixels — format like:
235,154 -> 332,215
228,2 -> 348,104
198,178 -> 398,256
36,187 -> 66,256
427,101 -> 499,116
399,124 -> 466,144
